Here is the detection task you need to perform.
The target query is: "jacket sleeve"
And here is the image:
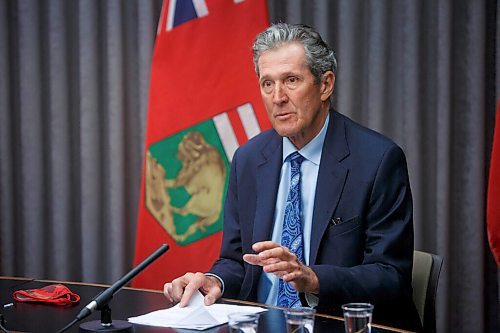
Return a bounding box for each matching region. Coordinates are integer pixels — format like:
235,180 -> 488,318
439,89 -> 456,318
208,148 -> 246,298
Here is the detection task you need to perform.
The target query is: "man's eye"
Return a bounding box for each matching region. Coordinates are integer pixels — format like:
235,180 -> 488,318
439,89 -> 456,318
286,76 -> 299,87
261,81 -> 273,93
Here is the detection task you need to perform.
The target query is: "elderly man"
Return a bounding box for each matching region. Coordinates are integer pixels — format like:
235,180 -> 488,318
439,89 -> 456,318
163,23 -> 422,331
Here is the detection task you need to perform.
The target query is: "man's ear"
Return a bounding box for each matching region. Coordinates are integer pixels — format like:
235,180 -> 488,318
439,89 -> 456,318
320,71 -> 335,102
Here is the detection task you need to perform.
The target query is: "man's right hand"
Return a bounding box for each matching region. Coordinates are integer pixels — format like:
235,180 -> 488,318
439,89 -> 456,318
163,272 -> 222,308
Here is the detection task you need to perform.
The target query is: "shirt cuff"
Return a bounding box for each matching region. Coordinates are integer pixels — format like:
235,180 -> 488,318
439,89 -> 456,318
204,273 -> 225,295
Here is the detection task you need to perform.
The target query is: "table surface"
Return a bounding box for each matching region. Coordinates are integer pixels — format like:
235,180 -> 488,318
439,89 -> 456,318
0,277 -> 410,333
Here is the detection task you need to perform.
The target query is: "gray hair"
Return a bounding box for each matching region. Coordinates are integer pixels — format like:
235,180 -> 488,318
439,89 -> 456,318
252,23 -> 337,83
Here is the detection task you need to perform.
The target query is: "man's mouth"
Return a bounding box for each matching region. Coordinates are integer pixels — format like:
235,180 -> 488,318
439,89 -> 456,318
274,112 -> 294,120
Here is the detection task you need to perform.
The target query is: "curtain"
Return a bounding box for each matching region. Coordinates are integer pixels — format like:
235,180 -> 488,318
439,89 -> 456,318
0,0 -> 497,332
267,1 -> 498,331
0,0 -> 162,282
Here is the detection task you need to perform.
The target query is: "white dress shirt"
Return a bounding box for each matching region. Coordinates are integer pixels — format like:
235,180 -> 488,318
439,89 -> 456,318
257,114 -> 330,305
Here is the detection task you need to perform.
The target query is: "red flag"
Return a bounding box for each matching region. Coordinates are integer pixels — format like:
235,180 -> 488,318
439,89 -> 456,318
488,100 -> 500,266
133,0 -> 270,289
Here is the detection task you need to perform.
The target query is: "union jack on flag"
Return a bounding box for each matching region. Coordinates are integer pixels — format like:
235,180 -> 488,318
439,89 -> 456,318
160,0 -> 246,32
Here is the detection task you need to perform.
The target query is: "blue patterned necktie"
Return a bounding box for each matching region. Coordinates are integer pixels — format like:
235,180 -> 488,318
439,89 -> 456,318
277,151 -> 305,308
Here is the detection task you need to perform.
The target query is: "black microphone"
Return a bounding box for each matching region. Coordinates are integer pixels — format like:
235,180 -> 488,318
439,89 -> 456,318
56,243 -> 169,333
77,243 -> 169,320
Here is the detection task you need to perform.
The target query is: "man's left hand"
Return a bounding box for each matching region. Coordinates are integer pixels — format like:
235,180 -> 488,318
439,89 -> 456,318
243,241 -> 320,294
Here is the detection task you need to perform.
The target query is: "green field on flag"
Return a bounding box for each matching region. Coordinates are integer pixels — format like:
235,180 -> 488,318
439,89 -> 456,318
148,119 -> 230,245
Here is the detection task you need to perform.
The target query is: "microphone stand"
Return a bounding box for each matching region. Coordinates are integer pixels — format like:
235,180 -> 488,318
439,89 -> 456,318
79,302 -> 130,333
56,243 -> 169,333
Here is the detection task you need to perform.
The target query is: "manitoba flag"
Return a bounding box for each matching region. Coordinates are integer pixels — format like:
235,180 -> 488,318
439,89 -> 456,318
487,100 -> 500,266
133,0 -> 270,289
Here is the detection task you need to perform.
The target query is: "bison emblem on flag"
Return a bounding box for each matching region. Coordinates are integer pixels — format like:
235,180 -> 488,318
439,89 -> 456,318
145,102 -> 260,246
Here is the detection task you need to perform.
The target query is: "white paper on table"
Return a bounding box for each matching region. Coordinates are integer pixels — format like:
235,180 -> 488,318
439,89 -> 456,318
127,290 -> 267,330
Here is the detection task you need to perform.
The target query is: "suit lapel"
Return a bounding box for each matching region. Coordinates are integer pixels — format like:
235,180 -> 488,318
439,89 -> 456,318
243,132 -> 282,300
310,111 -> 350,264
253,133 -> 283,244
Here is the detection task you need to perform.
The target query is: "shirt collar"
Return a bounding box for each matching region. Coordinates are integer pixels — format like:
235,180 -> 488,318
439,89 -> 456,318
282,113 -> 330,165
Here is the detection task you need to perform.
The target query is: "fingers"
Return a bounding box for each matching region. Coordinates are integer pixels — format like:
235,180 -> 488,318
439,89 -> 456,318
202,278 -> 222,306
163,282 -> 175,307
179,272 -> 207,307
262,256 -> 300,276
247,241 -> 319,293
199,276 -> 222,305
259,246 -> 293,261
245,242 -> 300,278
243,253 -> 261,265
244,241 -> 289,267
163,272 -> 223,308
243,252 -> 279,263
249,241 -> 293,262
163,273 -> 193,307
251,241 -> 281,252
280,267 -> 303,282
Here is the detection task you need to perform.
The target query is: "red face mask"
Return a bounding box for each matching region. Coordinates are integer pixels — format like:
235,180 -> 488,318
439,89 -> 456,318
13,284 -> 80,306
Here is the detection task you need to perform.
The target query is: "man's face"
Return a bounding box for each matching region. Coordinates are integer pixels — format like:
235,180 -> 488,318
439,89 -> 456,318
257,42 -> 334,149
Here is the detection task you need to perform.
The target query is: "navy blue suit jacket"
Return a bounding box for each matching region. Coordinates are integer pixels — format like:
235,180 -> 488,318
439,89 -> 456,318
210,110 -> 422,331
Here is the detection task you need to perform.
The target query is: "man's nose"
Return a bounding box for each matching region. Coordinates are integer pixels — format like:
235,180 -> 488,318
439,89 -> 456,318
273,83 -> 288,104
